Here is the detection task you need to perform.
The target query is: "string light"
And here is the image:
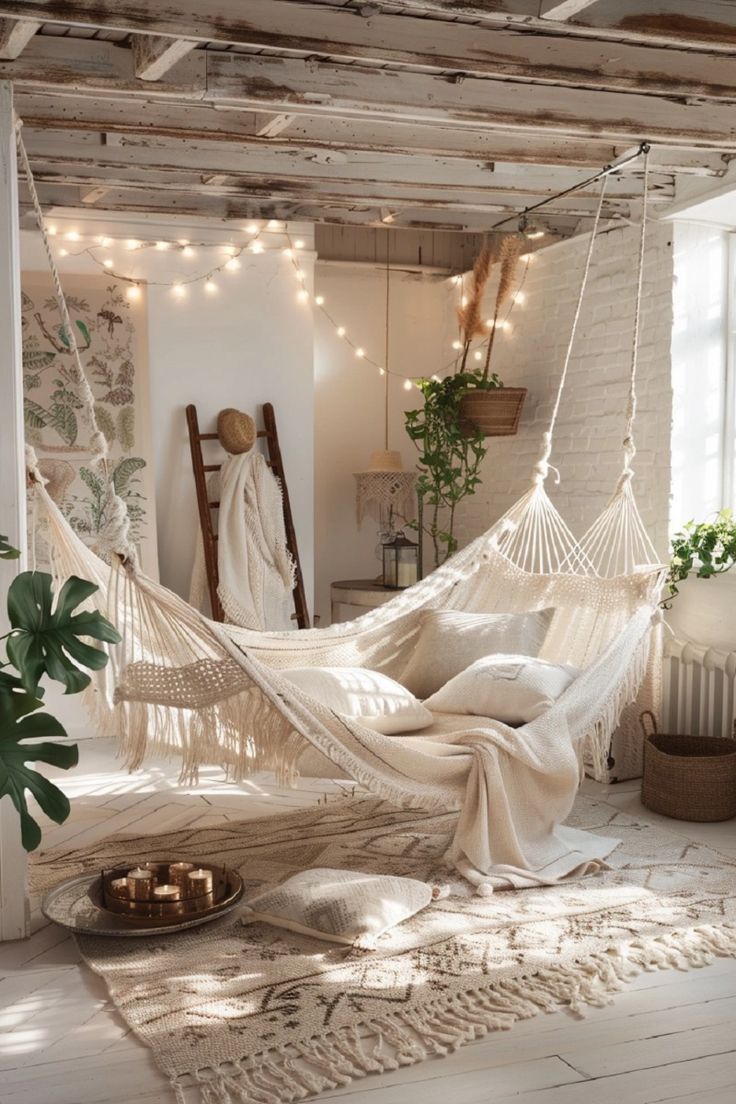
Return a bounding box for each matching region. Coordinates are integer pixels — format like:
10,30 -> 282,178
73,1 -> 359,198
182,245 -> 195,258
155,240 -> 170,251
246,222 -> 259,235
64,230 -> 80,242
294,239 -> 305,249
126,239 -> 141,251
172,282 -> 186,299
250,241 -> 264,254
59,248 -> 68,257
403,379 -> 412,391
297,288 -> 309,303
513,291 -> 526,305
47,225 -> 57,236
205,278 -> 218,294
336,326 -> 346,337
102,258 -> 113,268
225,257 -> 241,271
355,347 -> 365,358
474,350 -> 483,361
315,295 -> 325,306
452,339 -> 462,350
126,284 -> 141,301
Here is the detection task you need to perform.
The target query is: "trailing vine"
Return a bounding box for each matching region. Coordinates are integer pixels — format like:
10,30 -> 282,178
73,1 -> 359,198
666,509 -> 736,604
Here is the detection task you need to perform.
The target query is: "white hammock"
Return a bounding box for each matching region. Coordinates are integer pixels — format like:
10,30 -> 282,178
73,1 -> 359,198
19,123 -> 664,891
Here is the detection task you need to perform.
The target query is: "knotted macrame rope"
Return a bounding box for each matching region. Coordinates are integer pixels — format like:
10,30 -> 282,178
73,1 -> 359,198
532,174 -> 609,487
16,117 -> 136,564
618,145 -> 651,487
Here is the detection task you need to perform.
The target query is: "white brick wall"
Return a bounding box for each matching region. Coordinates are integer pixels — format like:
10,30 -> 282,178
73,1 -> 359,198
455,222 -> 674,559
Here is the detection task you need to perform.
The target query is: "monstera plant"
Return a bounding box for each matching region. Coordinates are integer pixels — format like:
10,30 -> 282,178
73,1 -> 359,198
0,531 -> 120,850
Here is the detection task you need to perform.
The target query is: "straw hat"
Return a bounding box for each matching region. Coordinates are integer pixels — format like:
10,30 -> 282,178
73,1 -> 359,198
217,408 -> 256,455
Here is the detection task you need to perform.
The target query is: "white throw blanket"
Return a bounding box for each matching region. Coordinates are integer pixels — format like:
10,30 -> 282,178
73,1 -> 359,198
190,451 -> 295,630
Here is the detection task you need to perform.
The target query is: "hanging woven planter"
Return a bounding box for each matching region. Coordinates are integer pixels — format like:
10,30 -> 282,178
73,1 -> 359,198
459,387 -> 527,437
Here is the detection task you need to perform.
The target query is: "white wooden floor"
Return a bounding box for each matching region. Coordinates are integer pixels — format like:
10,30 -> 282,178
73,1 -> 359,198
3,738 -> 736,1104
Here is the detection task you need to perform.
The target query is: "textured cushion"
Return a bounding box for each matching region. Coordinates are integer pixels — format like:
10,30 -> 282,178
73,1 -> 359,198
243,868 -> 439,947
425,653 -> 579,725
282,666 -> 432,735
400,607 -> 555,700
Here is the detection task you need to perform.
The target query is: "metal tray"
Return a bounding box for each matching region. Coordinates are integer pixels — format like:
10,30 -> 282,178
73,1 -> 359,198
42,868 -> 245,937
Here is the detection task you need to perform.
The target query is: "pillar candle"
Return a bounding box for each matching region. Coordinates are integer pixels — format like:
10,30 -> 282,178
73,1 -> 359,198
169,862 -> 195,897
187,868 -> 214,900
127,868 -> 154,900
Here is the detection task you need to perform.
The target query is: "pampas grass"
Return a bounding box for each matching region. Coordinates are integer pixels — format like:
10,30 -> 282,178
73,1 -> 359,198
457,239 -> 495,370
483,234 -> 522,378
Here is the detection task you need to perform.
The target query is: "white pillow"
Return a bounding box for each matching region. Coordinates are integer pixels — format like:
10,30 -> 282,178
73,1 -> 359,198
400,607 -> 555,700
424,653 -> 578,725
242,868 -> 440,948
282,666 -> 432,735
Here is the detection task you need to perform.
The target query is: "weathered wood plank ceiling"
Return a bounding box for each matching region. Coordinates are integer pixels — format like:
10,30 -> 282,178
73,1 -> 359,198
0,0 -> 733,238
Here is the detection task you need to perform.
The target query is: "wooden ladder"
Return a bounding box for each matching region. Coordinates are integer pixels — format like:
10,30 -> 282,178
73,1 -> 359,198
185,402 -> 310,629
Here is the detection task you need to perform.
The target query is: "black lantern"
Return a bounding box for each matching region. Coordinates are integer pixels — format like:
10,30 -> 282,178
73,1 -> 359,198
382,532 -> 419,589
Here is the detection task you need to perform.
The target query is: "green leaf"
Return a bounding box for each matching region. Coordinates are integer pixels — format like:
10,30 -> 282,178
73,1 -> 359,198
0,533 -> 20,560
0,691 -> 77,851
6,571 -> 121,695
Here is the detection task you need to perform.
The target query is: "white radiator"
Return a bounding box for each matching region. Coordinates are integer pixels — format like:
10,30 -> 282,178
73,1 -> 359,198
663,637 -> 736,739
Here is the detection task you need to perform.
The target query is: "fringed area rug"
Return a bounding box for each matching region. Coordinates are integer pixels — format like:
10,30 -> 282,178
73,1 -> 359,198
31,795 -> 736,1104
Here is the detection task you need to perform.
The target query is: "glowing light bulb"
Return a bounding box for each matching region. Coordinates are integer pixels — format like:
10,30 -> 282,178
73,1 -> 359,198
59,248 -> 69,257
246,222 -> 259,235
485,319 -> 495,329
379,368 -> 386,376
267,219 -> 282,229
432,374 -> 441,382
172,283 -> 186,299
355,347 -> 365,358
182,246 -> 195,258
205,279 -> 218,294
452,275 -> 462,285
461,295 -> 468,308
125,239 -> 140,251
47,225 -> 57,236
521,252 -> 534,263
283,247 -> 293,258
294,239 -> 305,249
336,326 -> 346,337
501,320 -> 512,332
178,238 -> 190,246
250,241 -> 264,254
315,295 -> 324,306
225,257 -> 241,271
155,240 -> 170,251
102,258 -> 113,268
513,291 -> 526,305
65,230 -> 80,242
452,340 -> 462,351
403,379 -> 412,391
474,350 -> 482,361
126,285 -> 141,301
297,289 -> 309,303
96,234 -> 111,246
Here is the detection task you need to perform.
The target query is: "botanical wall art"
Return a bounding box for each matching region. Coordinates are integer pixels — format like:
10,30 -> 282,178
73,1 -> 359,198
21,273 -> 158,577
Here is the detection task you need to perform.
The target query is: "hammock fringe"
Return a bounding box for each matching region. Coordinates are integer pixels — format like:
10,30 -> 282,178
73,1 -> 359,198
168,920 -> 736,1104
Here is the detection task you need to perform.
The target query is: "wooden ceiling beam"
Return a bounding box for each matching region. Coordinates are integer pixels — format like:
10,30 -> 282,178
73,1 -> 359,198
130,34 -> 197,82
4,0 -> 736,52
15,92 -> 726,176
21,130 -> 675,201
0,1 -> 732,101
0,17 -> 40,60
2,38 -> 736,151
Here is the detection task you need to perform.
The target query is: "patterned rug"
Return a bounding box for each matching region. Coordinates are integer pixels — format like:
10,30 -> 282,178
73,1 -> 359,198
31,795 -> 736,1104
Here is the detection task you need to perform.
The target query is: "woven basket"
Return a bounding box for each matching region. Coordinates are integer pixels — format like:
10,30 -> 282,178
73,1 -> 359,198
459,387 -> 527,437
640,710 -> 736,822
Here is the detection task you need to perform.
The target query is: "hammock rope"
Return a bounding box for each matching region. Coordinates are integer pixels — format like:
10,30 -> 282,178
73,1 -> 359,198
16,118 -> 136,566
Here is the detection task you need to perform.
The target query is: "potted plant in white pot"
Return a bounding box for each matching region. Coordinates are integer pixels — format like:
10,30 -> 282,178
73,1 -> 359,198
665,510 -> 736,651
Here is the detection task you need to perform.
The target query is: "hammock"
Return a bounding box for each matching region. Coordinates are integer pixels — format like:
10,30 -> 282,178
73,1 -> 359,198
18,123 -> 664,892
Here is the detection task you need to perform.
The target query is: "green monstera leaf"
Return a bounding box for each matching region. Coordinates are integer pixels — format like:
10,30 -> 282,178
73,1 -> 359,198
6,572 -> 121,696
0,688 -> 78,851
0,534 -> 20,561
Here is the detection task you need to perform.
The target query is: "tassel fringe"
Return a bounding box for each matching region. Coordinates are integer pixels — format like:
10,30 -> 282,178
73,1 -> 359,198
170,920 -> 736,1104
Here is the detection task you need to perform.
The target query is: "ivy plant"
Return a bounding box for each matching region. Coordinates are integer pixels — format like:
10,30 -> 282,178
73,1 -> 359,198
405,370 -> 501,567
667,509 -> 736,604
0,538 -> 120,850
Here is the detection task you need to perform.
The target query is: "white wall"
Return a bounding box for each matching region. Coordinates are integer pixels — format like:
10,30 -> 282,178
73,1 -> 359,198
313,261 -> 456,624
454,222 -> 675,558
20,217 -> 315,612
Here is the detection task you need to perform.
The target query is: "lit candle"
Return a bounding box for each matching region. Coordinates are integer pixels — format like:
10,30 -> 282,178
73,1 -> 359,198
127,868 -> 154,900
169,862 -> 195,896
187,868 -> 214,900
153,884 -> 181,902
